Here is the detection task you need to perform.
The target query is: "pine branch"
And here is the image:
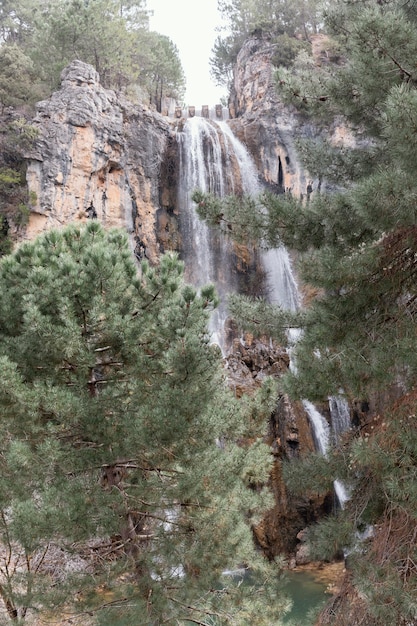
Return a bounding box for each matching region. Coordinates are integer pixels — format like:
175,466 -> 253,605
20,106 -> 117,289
167,595 -> 226,621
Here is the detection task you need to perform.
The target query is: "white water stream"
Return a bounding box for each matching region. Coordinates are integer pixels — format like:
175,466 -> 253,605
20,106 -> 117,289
219,121 -> 300,312
329,396 -> 351,508
177,117 -> 238,349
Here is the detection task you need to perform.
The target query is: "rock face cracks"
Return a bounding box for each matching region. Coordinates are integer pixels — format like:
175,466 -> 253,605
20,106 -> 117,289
25,60 -> 173,264
228,33 -> 312,199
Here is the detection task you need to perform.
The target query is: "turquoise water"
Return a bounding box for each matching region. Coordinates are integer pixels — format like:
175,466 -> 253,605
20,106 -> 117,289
282,571 -> 331,625
185,570 -> 331,626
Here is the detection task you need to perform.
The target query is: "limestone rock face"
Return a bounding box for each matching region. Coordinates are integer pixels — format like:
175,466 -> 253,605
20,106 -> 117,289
228,33 -> 356,202
25,60 -> 173,263
228,34 -> 311,198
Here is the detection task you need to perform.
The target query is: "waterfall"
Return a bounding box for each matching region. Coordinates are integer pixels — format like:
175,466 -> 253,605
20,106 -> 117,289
262,248 -> 300,311
177,117 -> 349,508
177,116 -> 300,347
177,117 -> 239,350
304,397 -> 350,509
302,400 -> 330,456
329,395 -> 352,508
329,395 -> 351,444
217,121 -> 300,312
334,480 -> 350,509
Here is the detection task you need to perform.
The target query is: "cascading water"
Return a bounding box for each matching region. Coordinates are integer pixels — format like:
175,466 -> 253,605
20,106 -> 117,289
177,116 -> 300,348
302,400 -> 330,456
214,121 -> 351,508
329,395 -> 351,444
177,117 -> 239,350
218,122 -> 300,312
177,115 -> 349,508
304,399 -> 350,509
329,395 -> 352,508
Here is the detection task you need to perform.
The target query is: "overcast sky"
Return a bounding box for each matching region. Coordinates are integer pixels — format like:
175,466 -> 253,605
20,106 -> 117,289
146,0 -> 226,106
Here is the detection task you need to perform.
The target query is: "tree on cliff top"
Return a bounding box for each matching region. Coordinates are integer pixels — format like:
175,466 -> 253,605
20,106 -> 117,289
0,221 -> 287,624
0,0 -> 185,107
210,0 -> 325,88
196,0 -> 417,623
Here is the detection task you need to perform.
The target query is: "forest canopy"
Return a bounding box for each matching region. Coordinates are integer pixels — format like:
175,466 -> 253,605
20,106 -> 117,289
0,0 -> 185,110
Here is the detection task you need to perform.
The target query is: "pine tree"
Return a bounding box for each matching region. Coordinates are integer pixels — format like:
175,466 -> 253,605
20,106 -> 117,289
0,222 -> 287,624
196,1 -> 417,623
0,0 -> 185,104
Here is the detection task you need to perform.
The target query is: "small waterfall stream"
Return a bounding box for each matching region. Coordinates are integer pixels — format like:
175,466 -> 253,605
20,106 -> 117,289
329,396 -> 351,508
329,395 -> 351,444
302,400 -> 330,456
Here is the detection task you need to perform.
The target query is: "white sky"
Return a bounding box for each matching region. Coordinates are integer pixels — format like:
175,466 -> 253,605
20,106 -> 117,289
146,0 -> 226,106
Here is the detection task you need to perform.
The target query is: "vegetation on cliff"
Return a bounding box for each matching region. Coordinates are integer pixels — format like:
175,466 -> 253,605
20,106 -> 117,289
0,114 -> 38,256
0,0 -> 186,255
0,0 -> 185,110
197,0 -> 417,623
210,0 -> 325,90
0,221 -> 289,624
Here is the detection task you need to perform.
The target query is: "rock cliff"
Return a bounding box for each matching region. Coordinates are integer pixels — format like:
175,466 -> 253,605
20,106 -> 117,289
228,33 -> 311,198
24,60 -> 174,264
225,334 -> 330,561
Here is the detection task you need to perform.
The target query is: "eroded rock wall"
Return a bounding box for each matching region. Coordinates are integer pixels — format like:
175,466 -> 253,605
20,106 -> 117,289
225,335 -> 331,559
25,60 -> 175,264
228,34 -> 311,198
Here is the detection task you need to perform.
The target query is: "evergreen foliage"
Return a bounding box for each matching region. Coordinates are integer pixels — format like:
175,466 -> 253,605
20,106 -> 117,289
0,223 -> 287,624
0,0 -> 185,108
197,1 -> 417,623
138,32 -> 186,112
0,115 -> 37,256
210,0 -> 325,89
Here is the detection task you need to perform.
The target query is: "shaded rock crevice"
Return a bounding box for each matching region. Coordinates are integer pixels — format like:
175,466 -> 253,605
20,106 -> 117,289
228,33 -> 310,198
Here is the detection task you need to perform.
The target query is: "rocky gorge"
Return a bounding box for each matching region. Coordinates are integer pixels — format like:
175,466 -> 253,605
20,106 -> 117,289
20,38 -> 347,568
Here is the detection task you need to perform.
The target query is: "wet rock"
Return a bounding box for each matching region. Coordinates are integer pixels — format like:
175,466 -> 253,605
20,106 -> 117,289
225,334 -> 289,397
295,543 -> 311,566
225,335 -> 331,557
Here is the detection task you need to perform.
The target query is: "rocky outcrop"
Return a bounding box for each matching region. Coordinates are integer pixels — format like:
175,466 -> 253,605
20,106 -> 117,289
228,34 -> 312,198
225,335 -> 332,558
227,33 -> 354,201
225,334 -> 290,396
24,60 -> 174,263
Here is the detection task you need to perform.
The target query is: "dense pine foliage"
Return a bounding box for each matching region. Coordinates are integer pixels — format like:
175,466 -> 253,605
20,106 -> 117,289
0,0 -> 185,110
0,222 -> 289,624
197,1 -> 417,623
210,0 -> 325,90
